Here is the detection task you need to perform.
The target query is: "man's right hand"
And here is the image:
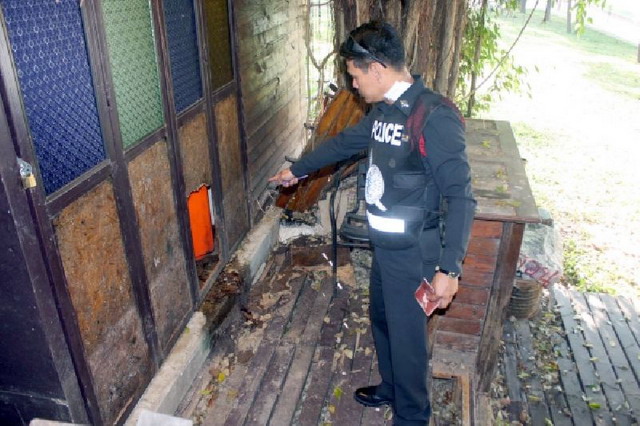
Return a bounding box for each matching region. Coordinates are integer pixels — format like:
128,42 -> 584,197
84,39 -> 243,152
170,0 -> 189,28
268,168 -> 299,188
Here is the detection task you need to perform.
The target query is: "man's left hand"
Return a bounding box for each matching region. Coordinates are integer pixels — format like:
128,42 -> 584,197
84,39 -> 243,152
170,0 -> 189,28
431,272 -> 459,309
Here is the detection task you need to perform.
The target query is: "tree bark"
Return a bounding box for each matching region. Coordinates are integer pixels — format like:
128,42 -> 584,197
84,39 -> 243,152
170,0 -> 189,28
434,0 -> 458,94
520,0 -> 527,13
333,0 -> 469,96
448,0 -> 468,98
543,0 -> 553,22
566,0 -> 573,33
467,0 -> 488,116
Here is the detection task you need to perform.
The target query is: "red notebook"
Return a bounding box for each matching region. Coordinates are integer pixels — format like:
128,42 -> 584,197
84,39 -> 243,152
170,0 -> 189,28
415,278 -> 441,317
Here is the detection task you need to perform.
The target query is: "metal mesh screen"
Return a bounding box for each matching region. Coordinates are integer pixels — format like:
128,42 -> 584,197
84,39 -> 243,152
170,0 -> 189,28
1,0 -> 106,194
102,0 -> 164,148
163,0 -> 203,113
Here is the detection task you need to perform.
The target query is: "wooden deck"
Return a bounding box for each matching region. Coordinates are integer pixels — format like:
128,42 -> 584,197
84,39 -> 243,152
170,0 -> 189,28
502,286 -> 640,425
179,236 -> 640,426
180,239 -> 468,425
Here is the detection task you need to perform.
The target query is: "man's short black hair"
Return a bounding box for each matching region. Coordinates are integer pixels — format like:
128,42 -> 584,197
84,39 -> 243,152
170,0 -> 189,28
339,21 -> 405,71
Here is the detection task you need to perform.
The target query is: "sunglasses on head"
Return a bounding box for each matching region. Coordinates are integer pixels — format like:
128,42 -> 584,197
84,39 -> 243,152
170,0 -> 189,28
345,36 -> 388,68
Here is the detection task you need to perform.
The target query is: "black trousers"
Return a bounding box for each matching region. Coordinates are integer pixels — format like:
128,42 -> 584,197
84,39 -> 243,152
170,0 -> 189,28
369,228 -> 441,426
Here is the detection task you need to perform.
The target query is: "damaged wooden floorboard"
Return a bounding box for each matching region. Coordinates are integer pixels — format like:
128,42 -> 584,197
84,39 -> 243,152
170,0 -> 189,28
190,240 -> 477,425
195,242 -> 391,425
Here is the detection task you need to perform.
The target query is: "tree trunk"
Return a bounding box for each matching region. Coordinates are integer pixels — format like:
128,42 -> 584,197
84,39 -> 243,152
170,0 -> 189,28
434,0 -> 458,94
566,0 -> 573,33
467,0 -> 488,116
543,0 -> 553,22
448,0 -> 468,98
520,0 -> 527,13
402,0 -> 430,70
333,0 -> 468,97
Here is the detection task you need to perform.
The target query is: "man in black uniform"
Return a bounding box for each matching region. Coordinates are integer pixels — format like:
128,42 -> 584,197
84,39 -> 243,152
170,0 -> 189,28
269,21 -> 476,426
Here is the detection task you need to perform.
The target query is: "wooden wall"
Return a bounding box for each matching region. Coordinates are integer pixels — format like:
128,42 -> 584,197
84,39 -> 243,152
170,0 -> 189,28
234,0 -> 308,211
0,0 -> 312,423
0,182 -> 74,423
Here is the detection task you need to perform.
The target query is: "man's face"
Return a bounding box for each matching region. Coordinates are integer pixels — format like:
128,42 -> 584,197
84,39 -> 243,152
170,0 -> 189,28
346,59 -> 385,104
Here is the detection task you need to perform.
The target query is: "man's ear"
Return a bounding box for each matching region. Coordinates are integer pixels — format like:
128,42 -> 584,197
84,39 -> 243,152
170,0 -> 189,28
371,62 -> 384,81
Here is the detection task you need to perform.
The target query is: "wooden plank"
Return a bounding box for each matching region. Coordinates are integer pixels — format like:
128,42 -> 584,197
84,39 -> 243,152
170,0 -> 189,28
437,317 -> 483,335
319,287 -> 351,347
445,303 -> 487,321
220,335 -> 279,426
600,294 -> 640,416
221,273 -> 312,425
298,278 -> 338,345
459,270 -> 494,288
322,293 -> 367,425
294,262 -> 372,425
268,345 -> 315,425
466,237 -> 501,256
454,285 -> 491,305
434,331 -> 480,353
359,356 -> 392,426
332,287 -> 376,426
617,296 -> 640,345
553,286 -> 595,424
243,345 -> 295,426
470,220 -> 503,238
294,346 -> 337,425
571,290 -> 632,425
542,324 -> 574,426
502,321 -> 525,422
513,319 -> 552,425
281,275 -> 323,343
269,275 -> 336,424
555,335 -> 592,425
458,373 -> 472,426
586,294 -> 640,423
554,286 -> 610,425
202,274 -> 307,424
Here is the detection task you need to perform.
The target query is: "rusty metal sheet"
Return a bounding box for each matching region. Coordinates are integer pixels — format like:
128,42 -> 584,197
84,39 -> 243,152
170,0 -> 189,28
128,140 -> 192,353
466,119 -> 540,223
179,112 -> 212,195
53,180 -> 152,424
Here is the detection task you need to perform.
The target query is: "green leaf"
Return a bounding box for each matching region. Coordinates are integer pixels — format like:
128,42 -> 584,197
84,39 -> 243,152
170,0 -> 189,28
588,402 -> 601,409
333,386 -> 343,399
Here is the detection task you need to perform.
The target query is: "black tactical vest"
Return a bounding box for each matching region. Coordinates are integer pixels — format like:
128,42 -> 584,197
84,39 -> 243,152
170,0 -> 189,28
365,88 -> 449,250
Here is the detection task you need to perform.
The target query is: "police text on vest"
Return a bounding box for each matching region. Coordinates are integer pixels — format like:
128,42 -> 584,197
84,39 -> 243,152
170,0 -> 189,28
372,121 -> 403,146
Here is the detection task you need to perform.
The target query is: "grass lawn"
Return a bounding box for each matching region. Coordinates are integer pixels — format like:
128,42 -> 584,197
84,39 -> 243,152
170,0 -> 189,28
480,10 -> 640,295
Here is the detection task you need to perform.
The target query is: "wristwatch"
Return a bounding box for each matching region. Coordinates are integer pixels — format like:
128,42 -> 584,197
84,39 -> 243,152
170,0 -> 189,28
436,266 -> 460,279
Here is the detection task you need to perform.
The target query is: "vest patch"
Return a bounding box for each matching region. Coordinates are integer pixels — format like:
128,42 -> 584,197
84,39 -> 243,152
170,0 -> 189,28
371,120 -> 403,146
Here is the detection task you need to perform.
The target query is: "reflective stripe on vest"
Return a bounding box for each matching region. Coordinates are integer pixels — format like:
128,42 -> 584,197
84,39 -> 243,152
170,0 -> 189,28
367,211 -> 405,233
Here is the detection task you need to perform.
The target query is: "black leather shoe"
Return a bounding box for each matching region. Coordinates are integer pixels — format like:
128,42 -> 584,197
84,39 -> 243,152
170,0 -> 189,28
353,385 -> 393,407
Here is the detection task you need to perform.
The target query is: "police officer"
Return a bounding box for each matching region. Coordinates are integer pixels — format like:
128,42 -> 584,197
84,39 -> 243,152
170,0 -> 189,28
269,21 -> 476,426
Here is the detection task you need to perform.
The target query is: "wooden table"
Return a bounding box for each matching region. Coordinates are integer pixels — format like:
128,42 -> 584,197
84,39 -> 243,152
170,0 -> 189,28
429,119 -> 540,398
